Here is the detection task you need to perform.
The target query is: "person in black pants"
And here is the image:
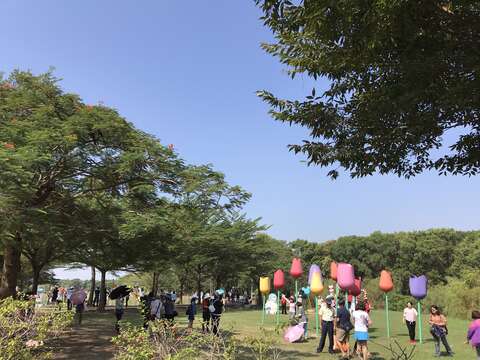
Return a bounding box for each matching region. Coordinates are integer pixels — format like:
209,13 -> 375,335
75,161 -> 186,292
211,292 -> 224,335
403,301 -> 418,344
317,298 -> 335,354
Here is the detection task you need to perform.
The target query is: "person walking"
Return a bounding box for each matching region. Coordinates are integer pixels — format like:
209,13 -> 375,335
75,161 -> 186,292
211,292 -> 224,335
352,301 -> 372,360
281,294 -> 287,314
429,305 -> 454,357
467,310 -> 480,360
295,299 -> 308,341
75,299 -> 85,325
403,301 -> 418,344
317,297 -> 335,354
186,296 -> 197,330
164,294 -> 177,325
150,295 -> 164,321
51,286 -> 59,304
115,296 -> 125,333
66,287 -> 74,311
202,293 -> 212,333
93,287 -> 100,307
335,299 -> 353,359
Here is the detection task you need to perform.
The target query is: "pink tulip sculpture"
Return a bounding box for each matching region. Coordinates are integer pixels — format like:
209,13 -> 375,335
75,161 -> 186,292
337,263 -> 355,310
273,270 -> 285,325
379,270 -> 394,338
409,275 -> 428,343
290,258 -> 303,301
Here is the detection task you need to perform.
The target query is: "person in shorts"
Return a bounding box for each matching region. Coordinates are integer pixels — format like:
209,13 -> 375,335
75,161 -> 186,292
352,301 -> 372,360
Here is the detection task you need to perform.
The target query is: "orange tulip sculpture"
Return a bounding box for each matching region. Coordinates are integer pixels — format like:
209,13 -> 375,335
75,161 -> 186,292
259,277 -> 270,324
379,270 -> 394,338
330,261 -> 340,313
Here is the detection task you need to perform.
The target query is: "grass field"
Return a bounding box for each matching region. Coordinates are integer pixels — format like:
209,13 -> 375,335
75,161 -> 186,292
216,308 -> 473,359
60,306 -> 475,359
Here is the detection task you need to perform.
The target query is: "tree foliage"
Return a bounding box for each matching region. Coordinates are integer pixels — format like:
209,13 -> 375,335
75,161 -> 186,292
256,0 -> 480,178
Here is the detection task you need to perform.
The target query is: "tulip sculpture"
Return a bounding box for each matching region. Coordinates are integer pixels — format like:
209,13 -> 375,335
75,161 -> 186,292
337,263 -> 355,310
273,270 -> 285,325
259,276 -> 270,324
290,258 -> 303,301
310,266 -> 324,337
379,270 -> 394,338
409,275 -> 428,343
330,261 -> 339,313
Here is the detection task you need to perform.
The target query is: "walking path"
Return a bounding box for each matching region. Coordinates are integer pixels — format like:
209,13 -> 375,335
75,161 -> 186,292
53,307 -> 140,360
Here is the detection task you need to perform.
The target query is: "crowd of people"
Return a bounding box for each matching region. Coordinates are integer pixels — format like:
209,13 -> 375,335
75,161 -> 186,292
139,289 -> 225,335
38,283 -> 480,358
275,286 -> 480,359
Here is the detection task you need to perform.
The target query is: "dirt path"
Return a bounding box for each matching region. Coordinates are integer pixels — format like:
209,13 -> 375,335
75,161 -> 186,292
53,307 -> 140,360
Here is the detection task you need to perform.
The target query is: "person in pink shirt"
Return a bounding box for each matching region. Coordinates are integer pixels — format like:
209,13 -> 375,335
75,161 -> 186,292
403,301 -> 418,344
466,310 -> 480,360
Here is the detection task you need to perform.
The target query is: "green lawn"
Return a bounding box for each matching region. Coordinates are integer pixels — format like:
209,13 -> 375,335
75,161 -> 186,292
217,308 -> 473,359
72,307 -> 475,359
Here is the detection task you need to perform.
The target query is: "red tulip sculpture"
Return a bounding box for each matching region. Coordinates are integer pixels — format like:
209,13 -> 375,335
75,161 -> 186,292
379,270 -> 394,338
290,258 -> 303,301
273,270 -> 285,325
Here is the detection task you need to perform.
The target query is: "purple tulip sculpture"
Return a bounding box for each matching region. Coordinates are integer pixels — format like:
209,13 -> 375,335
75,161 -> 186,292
409,275 -> 428,343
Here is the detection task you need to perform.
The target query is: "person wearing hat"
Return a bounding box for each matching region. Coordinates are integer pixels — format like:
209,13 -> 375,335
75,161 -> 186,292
288,296 -> 296,320
202,293 -> 212,333
317,297 -> 335,354
211,292 -> 224,335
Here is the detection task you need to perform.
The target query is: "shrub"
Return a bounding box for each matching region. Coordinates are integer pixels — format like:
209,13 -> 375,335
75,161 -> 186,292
0,297 -> 73,360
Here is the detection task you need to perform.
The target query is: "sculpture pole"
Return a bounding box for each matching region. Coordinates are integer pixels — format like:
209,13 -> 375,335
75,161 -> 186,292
385,293 -> 390,338
418,301 -> 423,343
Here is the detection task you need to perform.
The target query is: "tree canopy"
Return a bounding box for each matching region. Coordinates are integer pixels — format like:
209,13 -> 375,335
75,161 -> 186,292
256,0 -> 479,179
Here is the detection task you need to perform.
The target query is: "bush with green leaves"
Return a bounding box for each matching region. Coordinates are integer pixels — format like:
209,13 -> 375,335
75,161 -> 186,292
0,297 -> 73,360
113,320 -> 286,360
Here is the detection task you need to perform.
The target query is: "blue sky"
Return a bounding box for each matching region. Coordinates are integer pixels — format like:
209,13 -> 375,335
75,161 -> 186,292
1,0 -> 479,257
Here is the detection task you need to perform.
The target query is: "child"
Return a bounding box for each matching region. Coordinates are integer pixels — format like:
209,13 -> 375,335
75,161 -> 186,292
467,310 -> 480,360
295,300 -> 307,340
202,294 -> 211,333
288,296 -> 296,319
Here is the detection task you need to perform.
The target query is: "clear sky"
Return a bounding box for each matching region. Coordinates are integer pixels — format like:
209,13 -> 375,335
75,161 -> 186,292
1,0 -> 479,253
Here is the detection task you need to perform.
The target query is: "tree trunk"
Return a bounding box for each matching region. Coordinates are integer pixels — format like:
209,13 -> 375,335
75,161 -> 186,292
98,269 -> 107,312
31,263 -> 41,295
87,266 -> 96,306
179,280 -> 184,305
151,272 -> 159,296
196,265 -> 202,302
0,233 -> 22,299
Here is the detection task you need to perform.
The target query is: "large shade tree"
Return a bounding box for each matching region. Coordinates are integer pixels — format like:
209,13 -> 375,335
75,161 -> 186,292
256,1 -> 479,178
0,70 -> 181,298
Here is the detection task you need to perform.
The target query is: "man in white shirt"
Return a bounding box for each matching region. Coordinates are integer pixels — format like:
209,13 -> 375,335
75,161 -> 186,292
317,298 -> 335,354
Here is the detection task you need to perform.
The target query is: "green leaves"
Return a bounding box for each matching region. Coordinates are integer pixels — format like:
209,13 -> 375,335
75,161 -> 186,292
256,0 -> 480,178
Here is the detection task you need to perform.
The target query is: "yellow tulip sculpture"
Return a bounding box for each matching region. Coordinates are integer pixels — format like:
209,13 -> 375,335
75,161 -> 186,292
310,272 -> 324,336
259,277 -> 270,324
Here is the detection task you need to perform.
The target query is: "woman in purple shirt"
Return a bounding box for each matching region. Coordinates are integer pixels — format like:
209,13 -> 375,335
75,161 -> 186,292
467,310 -> 480,360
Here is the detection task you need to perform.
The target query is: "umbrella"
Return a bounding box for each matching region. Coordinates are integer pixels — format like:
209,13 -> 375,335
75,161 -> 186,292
71,290 -> 87,305
284,324 -> 305,343
109,285 -> 131,300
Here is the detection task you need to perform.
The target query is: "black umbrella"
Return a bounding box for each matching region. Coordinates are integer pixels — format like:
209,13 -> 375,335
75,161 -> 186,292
109,285 -> 131,300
